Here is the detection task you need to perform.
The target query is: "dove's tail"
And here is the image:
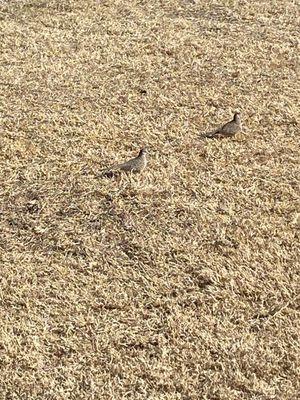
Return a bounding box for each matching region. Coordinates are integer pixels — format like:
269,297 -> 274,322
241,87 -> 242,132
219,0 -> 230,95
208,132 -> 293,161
201,129 -> 219,139
99,165 -> 121,178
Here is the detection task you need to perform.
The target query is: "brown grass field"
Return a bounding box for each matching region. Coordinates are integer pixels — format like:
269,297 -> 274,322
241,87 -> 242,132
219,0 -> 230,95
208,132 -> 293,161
0,0 -> 299,399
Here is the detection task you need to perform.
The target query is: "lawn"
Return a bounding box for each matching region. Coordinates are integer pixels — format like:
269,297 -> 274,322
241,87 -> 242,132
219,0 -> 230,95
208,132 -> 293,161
0,0 -> 299,399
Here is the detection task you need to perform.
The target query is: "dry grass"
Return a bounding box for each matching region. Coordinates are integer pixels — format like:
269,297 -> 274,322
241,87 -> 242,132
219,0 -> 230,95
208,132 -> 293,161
0,0 -> 299,398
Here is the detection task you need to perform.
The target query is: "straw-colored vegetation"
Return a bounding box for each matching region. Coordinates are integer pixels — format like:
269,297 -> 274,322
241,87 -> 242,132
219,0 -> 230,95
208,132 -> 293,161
0,0 -> 299,398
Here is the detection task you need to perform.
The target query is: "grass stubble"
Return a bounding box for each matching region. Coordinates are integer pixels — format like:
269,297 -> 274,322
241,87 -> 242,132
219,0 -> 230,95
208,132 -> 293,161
0,0 -> 299,399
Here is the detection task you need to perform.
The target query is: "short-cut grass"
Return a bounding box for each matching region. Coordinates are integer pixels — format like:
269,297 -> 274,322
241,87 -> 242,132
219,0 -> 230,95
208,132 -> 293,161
0,0 -> 299,399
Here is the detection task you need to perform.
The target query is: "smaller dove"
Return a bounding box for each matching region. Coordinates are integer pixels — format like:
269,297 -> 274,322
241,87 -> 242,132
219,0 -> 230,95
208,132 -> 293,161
203,112 -> 242,138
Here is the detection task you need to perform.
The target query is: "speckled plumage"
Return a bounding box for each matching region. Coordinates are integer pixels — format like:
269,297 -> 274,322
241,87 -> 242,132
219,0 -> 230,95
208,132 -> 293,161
102,148 -> 147,176
204,113 -> 242,138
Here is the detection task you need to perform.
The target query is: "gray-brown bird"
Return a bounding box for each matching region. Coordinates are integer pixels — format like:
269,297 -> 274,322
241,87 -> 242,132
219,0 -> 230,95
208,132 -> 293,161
102,148 -> 147,177
203,112 -> 242,138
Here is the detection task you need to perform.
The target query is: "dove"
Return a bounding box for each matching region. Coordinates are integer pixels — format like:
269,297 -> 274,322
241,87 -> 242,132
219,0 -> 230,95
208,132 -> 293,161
203,112 -> 241,138
102,148 -> 147,177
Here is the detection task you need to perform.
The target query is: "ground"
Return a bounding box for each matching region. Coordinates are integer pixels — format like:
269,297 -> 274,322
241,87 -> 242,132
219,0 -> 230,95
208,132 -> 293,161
0,0 -> 299,399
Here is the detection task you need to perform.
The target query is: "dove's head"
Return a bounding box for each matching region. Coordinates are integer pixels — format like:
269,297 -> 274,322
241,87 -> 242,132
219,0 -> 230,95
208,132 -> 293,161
234,112 -> 241,124
139,148 -> 147,157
